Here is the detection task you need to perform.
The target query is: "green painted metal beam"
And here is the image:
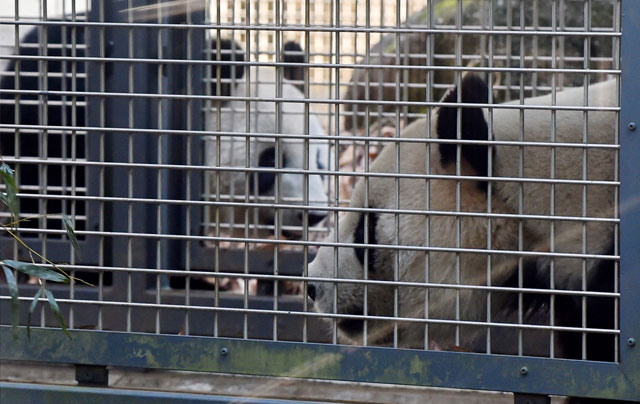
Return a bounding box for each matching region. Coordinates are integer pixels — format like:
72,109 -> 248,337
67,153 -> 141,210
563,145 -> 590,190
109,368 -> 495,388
1,327 -> 638,401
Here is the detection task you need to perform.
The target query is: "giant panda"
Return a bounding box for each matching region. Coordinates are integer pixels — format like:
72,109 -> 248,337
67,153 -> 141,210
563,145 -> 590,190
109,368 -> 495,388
308,75 -> 618,364
204,39 -> 329,238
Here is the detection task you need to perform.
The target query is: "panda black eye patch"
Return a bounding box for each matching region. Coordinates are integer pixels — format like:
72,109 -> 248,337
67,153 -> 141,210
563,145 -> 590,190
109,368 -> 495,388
354,212 -> 378,271
251,147 -> 288,194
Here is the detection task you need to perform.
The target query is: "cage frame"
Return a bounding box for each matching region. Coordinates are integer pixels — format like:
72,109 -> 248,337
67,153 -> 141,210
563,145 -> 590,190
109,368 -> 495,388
1,0 -> 639,402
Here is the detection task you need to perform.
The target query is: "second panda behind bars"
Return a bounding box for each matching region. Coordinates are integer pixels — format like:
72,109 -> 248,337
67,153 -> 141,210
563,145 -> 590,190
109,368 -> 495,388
308,75 -> 618,362
204,39 -> 330,239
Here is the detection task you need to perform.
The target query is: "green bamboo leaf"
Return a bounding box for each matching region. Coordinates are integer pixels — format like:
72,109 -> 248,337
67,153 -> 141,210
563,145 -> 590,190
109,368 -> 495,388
44,289 -> 71,339
62,214 -> 81,255
0,192 -> 12,209
2,265 -> 19,339
0,163 -> 17,190
0,163 -> 19,223
27,288 -> 43,340
2,260 -> 69,283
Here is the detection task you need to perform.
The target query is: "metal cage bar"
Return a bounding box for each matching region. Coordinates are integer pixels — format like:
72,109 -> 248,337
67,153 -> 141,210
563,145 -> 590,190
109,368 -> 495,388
1,0 -> 638,401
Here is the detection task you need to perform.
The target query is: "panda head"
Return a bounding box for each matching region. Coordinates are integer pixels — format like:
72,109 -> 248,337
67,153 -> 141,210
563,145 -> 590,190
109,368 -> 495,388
307,75 -> 515,346
204,39 -> 329,234
308,75 -> 617,353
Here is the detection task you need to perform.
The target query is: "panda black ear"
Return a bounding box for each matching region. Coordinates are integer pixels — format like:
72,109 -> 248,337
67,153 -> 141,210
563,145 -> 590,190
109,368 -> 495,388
211,39 -> 245,97
282,41 -> 305,92
436,75 -> 490,183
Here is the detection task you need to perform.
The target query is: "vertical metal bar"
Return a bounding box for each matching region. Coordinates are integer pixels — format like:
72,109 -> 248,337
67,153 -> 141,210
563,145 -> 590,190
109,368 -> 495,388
126,0 -> 134,335
98,0 -> 106,331
155,0 -> 164,335
531,0 -> 539,96
549,0 -> 558,359
580,0 -> 591,361
504,0 -> 513,100
11,0 -> 20,264
376,0 -> 384,136
203,0 -> 212,276
424,0 -> 433,351
393,0 -> 401,350
401,0 -> 409,127
214,0 -> 222,339
454,0 -> 463,348
331,0 -> 339,346
250,10 -> 260,241
517,0 -> 525,358
243,0 -> 250,341
274,0 -> 283,342
612,0 -> 621,365
302,0 -> 311,344
67,0 -> 77,333
486,0 -> 494,355
187,0 -> 206,337
362,0 -> 372,347
558,0 -> 565,90
183,0 -> 193,338
38,0 -> 49,330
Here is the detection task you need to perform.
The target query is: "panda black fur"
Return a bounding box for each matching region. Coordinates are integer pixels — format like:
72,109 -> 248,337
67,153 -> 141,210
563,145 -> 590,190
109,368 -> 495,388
0,22 -> 86,157
308,75 -> 617,362
205,40 -> 329,236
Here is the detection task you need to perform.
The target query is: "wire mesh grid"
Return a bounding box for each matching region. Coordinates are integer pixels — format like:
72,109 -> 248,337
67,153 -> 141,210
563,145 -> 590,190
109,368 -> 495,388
0,0 -> 621,362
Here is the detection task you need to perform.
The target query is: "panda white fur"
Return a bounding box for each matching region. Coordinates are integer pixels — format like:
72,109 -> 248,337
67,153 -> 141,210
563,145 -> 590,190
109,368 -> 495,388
204,40 -> 329,236
308,75 -> 617,362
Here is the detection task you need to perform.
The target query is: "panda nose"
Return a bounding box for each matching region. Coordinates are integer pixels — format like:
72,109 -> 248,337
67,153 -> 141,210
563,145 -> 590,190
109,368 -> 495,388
307,284 -> 316,301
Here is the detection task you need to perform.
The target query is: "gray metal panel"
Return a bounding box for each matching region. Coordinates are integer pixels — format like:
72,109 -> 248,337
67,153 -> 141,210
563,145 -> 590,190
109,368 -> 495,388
619,0 -> 640,389
88,0 -> 161,272
1,327 -> 638,401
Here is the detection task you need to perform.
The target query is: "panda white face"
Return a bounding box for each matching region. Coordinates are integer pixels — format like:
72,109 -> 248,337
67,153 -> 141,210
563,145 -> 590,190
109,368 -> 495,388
308,75 -> 617,357
204,40 -> 329,235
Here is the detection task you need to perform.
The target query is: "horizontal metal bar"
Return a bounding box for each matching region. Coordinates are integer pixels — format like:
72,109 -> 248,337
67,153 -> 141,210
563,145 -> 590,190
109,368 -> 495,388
1,328 -> 636,400
0,124 -> 622,150
0,87 -> 622,110
5,262 -> 618,298
0,226 -> 619,261
0,101 -> 88,108
0,382 -> 325,404
0,19 -> 622,37
0,298 -> 619,334
5,191 -> 619,224
0,212 -> 88,221
3,41 -> 88,47
0,157 -> 620,187
0,72 -> 88,79
224,50 -> 614,65
0,54 -> 622,77
13,185 -> 89,193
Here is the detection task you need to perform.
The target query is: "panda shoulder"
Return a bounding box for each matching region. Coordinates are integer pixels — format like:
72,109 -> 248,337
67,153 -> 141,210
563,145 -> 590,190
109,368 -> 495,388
399,117 -> 430,139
